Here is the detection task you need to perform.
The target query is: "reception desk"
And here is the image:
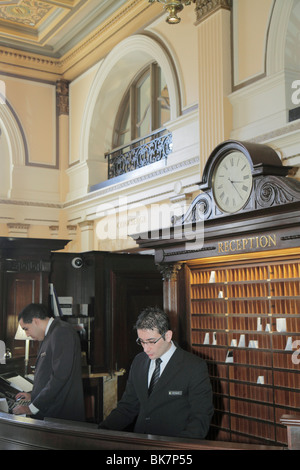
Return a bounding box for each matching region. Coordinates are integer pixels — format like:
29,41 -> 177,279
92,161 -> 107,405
0,412 -> 286,450
280,415 -> 300,450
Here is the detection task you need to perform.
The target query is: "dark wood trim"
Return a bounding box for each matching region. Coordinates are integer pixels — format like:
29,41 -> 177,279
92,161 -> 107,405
0,412 -> 285,450
280,415 -> 300,450
135,201 -> 300,264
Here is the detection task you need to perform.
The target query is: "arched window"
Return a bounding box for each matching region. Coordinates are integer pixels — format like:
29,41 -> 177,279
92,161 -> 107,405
113,62 -> 170,148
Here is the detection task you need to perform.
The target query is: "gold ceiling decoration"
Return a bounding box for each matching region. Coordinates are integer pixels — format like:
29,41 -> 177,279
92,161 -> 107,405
0,1 -> 53,27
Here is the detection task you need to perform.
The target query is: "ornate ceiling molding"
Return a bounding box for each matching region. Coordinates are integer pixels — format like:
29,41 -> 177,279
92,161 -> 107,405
194,0 -> 232,23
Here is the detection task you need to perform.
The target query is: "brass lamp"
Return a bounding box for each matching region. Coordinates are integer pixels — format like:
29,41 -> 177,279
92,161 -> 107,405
148,0 -> 194,24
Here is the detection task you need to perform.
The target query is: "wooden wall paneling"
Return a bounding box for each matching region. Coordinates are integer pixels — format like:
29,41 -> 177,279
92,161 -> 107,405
111,270 -> 163,383
0,237 -> 69,373
106,253 -> 163,398
175,264 -> 191,351
5,272 -> 41,358
50,251 -> 163,376
50,251 -> 106,372
92,252 -> 106,373
49,251 -> 163,421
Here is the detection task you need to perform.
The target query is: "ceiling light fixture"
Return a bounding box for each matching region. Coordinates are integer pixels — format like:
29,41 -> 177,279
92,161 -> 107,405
148,0 -> 195,25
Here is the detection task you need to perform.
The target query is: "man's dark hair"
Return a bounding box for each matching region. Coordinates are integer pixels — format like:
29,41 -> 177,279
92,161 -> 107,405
18,303 -> 50,323
134,306 -> 171,335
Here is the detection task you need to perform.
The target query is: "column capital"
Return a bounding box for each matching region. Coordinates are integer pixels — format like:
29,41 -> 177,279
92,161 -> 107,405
157,262 -> 182,281
78,220 -> 94,229
194,0 -> 232,23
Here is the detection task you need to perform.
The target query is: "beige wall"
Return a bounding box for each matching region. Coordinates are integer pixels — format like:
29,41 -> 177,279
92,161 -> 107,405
2,75 -> 56,166
0,0 -> 300,250
69,64 -> 99,165
233,0 -> 274,85
148,6 -> 199,111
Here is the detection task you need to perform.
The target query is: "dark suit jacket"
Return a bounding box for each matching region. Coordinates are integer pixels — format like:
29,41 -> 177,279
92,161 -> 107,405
31,318 -> 85,422
100,346 -> 213,438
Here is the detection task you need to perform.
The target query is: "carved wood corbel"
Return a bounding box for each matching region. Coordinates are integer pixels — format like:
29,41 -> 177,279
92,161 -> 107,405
56,79 -> 69,116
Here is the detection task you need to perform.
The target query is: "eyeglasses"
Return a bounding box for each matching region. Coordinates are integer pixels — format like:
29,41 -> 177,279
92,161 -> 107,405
136,333 -> 165,347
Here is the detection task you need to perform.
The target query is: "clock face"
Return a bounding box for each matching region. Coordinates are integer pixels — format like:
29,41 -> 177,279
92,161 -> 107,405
213,151 -> 253,213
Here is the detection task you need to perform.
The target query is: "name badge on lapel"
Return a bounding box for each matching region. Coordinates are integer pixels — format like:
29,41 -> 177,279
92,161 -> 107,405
41,352 -> 46,357
168,390 -> 182,396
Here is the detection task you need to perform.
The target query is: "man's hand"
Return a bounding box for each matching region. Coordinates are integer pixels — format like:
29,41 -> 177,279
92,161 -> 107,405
15,392 -> 31,401
12,392 -> 32,415
12,404 -> 31,415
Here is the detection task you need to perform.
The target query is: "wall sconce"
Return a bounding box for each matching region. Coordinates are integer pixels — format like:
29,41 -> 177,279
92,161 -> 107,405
148,0 -> 195,24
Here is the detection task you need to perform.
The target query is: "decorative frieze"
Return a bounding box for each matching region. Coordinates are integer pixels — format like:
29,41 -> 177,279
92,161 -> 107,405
7,223 -> 29,238
194,0 -> 232,23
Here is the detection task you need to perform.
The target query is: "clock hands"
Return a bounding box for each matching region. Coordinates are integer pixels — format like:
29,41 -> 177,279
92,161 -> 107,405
227,177 -> 243,199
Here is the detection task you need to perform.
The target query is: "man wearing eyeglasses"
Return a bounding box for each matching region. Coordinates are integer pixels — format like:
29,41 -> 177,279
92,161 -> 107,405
98,306 -> 213,439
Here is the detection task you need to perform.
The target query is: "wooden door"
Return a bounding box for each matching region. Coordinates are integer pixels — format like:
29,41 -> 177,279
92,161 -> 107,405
111,272 -> 163,397
5,272 -> 41,358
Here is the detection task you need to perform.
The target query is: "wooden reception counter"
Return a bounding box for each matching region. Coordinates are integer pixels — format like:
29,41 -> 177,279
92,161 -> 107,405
0,411 -> 288,450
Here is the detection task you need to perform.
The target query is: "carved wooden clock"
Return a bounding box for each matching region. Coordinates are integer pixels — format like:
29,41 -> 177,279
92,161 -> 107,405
169,139 -> 300,232
180,139 -> 295,222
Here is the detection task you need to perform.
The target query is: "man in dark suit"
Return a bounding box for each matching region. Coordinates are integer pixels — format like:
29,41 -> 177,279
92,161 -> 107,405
99,306 -> 213,438
12,303 -> 85,422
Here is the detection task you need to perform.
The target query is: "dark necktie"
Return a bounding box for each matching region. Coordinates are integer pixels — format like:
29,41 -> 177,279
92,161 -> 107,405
148,358 -> 162,395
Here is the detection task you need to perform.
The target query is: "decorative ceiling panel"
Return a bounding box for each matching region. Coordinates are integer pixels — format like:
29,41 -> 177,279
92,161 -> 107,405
0,2 -> 54,27
0,0 -> 129,58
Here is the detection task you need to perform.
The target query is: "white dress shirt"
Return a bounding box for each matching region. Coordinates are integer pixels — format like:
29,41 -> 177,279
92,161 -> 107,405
148,340 -> 176,386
